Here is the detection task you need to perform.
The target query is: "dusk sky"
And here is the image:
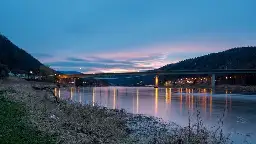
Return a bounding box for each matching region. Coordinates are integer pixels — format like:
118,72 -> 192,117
1,0 -> 256,73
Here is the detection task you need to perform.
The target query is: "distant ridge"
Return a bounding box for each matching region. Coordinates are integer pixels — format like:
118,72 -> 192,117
0,34 -> 54,74
159,46 -> 256,71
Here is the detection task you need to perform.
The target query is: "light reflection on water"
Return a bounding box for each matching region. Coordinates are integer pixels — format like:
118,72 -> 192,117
56,86 -> 256,143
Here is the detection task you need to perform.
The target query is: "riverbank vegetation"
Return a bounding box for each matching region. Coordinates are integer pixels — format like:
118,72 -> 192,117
0,92 -> 55,143
0,77 -> 239,143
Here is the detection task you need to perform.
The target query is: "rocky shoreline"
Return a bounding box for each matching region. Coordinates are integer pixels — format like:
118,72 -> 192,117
0,77 -> 231,144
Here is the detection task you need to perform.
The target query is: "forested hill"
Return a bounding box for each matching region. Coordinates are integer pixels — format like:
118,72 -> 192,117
0,34 -> 53,74
159,46 -> 256,71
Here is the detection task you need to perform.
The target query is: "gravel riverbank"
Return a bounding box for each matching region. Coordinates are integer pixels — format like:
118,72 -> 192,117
0,78 -> 231,144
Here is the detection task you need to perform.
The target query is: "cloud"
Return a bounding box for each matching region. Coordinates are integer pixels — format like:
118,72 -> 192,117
32,53 -> 53,58
66,57 -> 89,62
45,53 -> 163,73
42,39 -> 256,73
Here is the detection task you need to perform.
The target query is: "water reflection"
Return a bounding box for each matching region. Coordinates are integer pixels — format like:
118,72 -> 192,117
57,86 -> 256,143
70,87 -> 73,100
210,95 -> 212,115
58,88 -> 60,98
136,89 -> 139,114
55,87 -> 218,120
93,88 -> 95,106
155,88 -> 158,115
113,88 -> 116,109
54,88 -> 57,97
165,88 -> 171,104
180,89 -> 182,114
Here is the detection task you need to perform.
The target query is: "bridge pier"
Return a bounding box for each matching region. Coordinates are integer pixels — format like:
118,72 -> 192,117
211,74 -> 216,90
154,75 -> 159,88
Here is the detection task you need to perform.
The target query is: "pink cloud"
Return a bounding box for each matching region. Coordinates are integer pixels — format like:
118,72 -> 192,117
90,42 -> 231,60
40,40 -> 250,73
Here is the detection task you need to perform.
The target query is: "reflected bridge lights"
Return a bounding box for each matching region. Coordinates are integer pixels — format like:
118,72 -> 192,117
113,88 -> 116,109
93,88 -> 95,106
154,88 -> 159,116
165,88 -> 171,104
136,89 -> 139,114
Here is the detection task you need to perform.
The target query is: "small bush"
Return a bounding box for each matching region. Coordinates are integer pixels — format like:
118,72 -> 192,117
0,64 -> 9,79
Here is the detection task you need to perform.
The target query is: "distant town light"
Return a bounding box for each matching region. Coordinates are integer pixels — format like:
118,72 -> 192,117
226,77 -> 228,79
30,71 -> 33,74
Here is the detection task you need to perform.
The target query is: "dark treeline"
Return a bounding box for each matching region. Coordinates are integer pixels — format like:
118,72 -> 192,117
159,46 -> 256,71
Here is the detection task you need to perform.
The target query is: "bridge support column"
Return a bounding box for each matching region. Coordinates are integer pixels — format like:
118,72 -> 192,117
211,74 -> 216,90
154,75 -> 159,88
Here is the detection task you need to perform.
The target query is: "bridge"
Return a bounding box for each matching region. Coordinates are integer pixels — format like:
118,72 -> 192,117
58,69 -> 256,89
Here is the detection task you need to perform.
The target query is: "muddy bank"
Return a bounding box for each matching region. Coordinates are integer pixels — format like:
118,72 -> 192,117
0,77 -> 231,144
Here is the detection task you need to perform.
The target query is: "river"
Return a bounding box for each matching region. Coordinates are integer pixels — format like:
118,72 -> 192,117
56,86 -> 256,143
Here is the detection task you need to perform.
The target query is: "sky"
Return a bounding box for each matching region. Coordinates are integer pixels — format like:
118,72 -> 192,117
1,0 -> 256,73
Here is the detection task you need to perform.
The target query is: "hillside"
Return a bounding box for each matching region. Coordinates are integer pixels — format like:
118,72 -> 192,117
159,46 -> 256,71
0,34 -> 54,74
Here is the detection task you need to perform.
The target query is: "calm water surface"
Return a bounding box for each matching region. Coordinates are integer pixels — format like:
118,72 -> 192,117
56,87 -> 256,143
